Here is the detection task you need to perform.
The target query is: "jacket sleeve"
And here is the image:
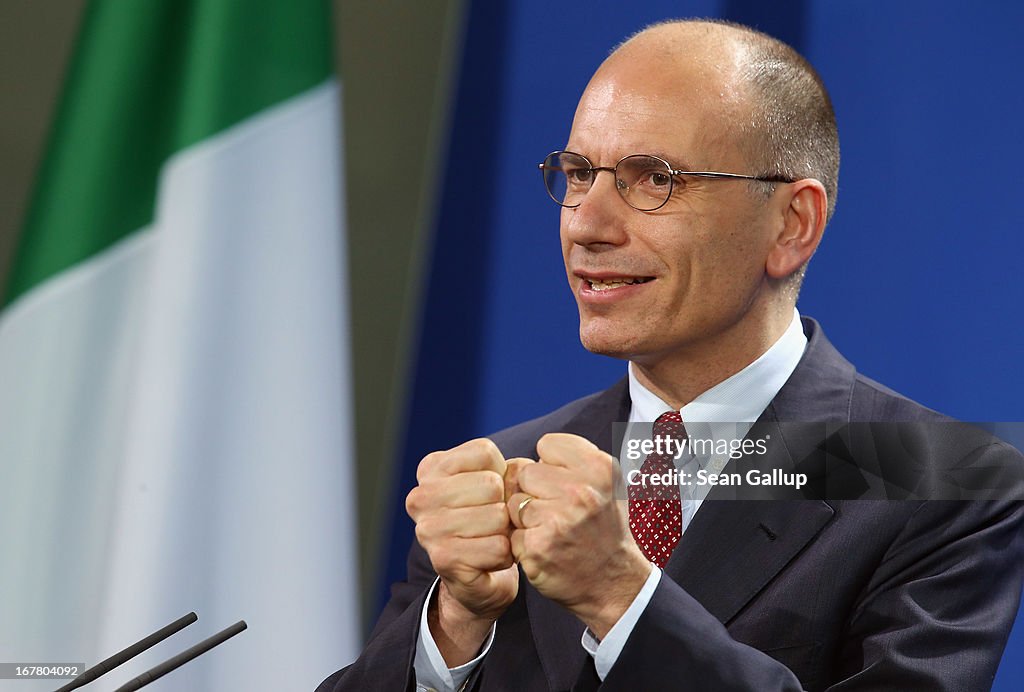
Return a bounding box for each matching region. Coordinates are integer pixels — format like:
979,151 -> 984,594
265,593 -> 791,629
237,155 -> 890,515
315,541 -> 437,692
600,493 -> 1024,691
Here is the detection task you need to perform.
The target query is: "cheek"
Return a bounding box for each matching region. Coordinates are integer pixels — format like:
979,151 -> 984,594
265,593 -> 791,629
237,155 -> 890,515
559,212 -> 573,264
698,232 -> 771,310
663,223 -> 763,312
559,237 -> 571,281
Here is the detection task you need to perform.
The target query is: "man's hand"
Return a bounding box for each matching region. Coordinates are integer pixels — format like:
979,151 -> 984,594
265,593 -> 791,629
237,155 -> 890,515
506,433 -> 652,639
405,438 -> 519,666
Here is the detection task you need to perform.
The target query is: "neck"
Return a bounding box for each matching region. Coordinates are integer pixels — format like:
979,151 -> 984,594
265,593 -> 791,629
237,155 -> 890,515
631,304 -> 794,410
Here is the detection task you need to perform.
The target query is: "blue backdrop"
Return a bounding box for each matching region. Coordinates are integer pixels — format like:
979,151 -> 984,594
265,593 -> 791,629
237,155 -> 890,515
385,1 -> 1024,686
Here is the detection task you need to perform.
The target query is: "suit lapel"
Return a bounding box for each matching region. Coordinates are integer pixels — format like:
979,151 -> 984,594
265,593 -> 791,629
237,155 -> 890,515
665,496 -> 835,625
663,319 -> 854,624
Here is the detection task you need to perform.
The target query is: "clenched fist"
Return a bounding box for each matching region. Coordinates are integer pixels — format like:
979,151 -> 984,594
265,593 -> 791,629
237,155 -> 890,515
506,433 -> 652,638
405,438 -> 523,665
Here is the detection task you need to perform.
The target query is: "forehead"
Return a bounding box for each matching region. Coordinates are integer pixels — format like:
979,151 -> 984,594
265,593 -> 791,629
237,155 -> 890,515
567,47 -> 749,167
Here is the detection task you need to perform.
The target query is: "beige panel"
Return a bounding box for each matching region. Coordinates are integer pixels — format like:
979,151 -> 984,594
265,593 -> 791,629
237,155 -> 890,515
335,0 -> 464,627
0,0 -> 87,289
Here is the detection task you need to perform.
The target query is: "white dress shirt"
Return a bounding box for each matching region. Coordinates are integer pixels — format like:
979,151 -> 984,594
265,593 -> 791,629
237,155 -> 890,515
415,310 -> 807,690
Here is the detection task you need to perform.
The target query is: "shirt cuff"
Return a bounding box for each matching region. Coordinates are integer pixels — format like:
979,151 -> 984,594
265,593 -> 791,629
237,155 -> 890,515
414,577 -> 496,692
580,564 -> 661,680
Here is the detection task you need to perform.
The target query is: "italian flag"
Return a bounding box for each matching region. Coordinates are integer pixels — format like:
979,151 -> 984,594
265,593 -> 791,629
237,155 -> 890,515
0,1 -> 359,689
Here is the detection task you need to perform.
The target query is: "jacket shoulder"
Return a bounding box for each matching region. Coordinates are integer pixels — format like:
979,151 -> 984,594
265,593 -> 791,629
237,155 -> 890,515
849,372 -> 953,423
487,384 -> 622,459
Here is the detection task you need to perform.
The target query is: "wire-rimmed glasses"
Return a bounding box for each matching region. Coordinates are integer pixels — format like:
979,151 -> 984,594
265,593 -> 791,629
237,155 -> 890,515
538,150 -> 793,211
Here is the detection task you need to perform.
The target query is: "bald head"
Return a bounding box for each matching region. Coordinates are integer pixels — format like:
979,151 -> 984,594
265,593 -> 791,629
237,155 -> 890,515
607,20 -> 840,223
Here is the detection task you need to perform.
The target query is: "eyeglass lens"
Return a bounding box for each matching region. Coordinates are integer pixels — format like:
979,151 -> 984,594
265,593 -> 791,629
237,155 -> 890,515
541,152 -> 675,211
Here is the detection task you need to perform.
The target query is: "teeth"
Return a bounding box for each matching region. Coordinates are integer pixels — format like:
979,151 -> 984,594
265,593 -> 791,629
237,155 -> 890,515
588,277 -> 648,291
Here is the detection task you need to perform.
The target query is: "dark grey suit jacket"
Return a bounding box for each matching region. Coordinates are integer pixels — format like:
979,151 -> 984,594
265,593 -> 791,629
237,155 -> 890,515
318,319 -> 1024,691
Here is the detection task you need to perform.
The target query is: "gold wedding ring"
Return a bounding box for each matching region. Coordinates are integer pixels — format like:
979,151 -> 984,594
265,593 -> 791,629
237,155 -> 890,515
517,495 -> 534,516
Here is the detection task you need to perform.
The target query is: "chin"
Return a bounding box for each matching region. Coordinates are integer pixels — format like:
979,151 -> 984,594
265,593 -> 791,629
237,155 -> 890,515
578,325 -> 642,360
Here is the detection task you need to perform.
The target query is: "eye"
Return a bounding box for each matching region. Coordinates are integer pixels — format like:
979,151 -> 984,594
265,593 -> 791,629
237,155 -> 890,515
649,171 -> 672,187
635,167 -> 673,190
565,167 -> 594,186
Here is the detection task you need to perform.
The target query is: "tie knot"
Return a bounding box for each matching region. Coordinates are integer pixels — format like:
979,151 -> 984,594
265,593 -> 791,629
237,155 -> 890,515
653,410 -> 685,440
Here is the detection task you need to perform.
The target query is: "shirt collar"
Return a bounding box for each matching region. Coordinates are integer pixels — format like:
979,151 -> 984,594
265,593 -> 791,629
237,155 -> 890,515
628,308 -> 807,423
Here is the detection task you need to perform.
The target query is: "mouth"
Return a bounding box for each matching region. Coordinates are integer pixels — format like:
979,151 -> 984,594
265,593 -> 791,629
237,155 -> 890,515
574,272 -> 656,303
585,276 -> 654,291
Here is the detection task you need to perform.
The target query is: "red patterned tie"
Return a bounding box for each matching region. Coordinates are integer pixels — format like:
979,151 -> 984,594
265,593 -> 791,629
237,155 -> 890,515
628,411 -> 685,567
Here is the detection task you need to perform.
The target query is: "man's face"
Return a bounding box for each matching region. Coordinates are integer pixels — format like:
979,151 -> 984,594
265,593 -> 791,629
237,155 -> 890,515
561,53 -> 779,366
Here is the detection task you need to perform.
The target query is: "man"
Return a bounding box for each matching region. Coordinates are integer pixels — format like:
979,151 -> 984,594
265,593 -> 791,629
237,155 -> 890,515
318,19 -> 1023,691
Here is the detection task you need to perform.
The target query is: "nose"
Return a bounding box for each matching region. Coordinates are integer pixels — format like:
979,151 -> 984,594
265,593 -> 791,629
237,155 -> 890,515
561,169 -> 630,248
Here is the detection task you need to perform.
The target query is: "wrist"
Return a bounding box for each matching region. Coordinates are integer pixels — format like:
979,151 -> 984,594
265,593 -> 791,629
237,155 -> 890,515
574,548 -> 652,639
429,582 -> 497,667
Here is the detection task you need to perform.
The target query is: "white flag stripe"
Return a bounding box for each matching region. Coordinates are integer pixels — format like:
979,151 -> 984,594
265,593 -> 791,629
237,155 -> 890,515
101,79 -> 357,690
0,80 -> 358,690
0,230 -> 153,662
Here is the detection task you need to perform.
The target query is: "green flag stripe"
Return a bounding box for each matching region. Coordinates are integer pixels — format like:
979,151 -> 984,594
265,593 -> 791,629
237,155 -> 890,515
4,0 -> 333,307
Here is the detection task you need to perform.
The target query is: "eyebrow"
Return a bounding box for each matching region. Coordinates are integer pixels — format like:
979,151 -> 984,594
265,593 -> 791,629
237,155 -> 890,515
645,151 -> 698,172
564,147 -> 699,172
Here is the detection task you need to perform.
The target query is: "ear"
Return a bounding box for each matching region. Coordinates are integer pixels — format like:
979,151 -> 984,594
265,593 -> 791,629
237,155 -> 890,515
765,179 -> 828,280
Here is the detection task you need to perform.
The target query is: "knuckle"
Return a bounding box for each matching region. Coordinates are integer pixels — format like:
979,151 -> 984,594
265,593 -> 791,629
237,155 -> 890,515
407,479 -> 445,516
523,529 -> 540,555
578,484 -> 604,511
414,521 -> 430,549
468,437 -> 499,456
495,552 -> 515,570
538,432 -> 557,446
483,471 -> 505,501
588,451 -> 615,487
477,438 -> 506,470
405,488 -> 421,517
534,528 -> 555,554
488,502 -> 511,529
506,495 -> 519,517
518,536 -> 542,581
415,513 -> 446,545
518,463 -> 533,488
512,531 -> 527,560
537,432 -> 569,457
564,482 -> 584,505
488,534 -> 511,557
565,482 -> 602,512
416,451 -> 444,481
436,453 -> 460,476
415,514 -> 437,540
